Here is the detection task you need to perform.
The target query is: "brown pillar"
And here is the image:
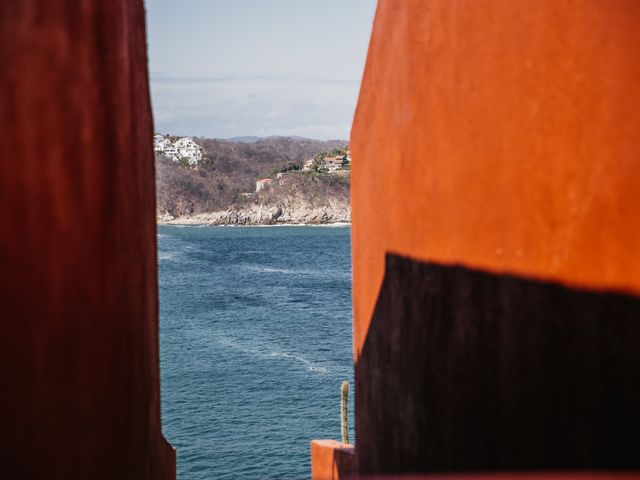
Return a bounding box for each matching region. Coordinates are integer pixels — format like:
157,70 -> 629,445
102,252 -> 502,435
0,1 -> 174,478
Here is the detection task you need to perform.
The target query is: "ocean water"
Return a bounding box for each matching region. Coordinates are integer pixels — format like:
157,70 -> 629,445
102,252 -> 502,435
158,225 -> 354,480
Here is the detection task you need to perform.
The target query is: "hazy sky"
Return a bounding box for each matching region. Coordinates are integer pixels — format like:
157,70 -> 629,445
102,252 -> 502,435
145,0 -> 377,140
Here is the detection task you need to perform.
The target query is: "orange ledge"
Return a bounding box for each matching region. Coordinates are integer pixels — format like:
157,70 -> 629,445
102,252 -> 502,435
311,439 -> 356,480
310,439 -> 639,480
355,475 -> 640,480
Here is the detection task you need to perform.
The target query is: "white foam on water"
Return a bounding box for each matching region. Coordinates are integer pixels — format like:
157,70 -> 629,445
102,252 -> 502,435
214,334 -> 329,374
158,251 -> 178,261
239,264 -> 349,279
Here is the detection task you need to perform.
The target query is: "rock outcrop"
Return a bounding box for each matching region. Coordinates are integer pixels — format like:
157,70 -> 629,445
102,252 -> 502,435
157,196 -> 350,225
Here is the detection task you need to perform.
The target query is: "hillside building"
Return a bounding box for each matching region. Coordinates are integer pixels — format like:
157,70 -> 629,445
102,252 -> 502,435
153,135 -> 171,152
324,156 -> 344,173
302,152 -> 350,174
154,135 -> 203,166
255,178 -> 273,192
302,159 -> 315,171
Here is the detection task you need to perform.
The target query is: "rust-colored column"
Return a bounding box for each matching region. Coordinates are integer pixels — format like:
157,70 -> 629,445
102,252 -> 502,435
349,0 -> 640,475
0,1 -> 174,478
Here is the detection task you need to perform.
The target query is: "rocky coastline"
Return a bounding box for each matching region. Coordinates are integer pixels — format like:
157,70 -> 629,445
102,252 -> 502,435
157,200 -> 350,226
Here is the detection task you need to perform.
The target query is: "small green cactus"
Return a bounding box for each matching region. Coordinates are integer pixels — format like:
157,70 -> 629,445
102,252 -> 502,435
341,380 -> 349,444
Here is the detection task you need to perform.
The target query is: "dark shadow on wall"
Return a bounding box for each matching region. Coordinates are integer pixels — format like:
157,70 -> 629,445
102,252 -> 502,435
355,254 -> 640,474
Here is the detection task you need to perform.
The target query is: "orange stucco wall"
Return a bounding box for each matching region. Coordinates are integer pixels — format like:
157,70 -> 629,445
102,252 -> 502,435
351,0 -> 640,356
311,440 -> 356,480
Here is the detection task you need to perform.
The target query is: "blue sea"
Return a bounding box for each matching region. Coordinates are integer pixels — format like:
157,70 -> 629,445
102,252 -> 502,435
158,225 -> 354,479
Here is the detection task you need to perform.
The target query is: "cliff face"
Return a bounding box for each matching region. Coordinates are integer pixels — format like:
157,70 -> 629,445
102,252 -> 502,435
158,194 -> 350,225
158,174 -> 351,225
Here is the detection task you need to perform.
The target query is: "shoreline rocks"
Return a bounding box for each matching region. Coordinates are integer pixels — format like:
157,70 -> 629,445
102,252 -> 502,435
157,200 -> 350,226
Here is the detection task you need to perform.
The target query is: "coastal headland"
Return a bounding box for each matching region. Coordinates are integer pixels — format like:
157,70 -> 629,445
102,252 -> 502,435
156,135 -> 350,225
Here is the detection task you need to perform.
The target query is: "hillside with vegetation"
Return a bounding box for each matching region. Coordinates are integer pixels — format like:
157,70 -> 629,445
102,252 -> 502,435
156,136 -> 351,224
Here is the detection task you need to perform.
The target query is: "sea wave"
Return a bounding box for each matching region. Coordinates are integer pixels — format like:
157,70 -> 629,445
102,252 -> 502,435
213,334 -> 329,374
239,264 -> 350,279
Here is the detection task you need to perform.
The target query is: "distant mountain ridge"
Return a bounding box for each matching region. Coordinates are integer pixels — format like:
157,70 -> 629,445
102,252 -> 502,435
222,135 -> 346,143
224,136 -> 261,143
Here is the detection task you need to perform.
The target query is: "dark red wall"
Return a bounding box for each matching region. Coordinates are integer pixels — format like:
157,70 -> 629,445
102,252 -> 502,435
0,1 -> 174,478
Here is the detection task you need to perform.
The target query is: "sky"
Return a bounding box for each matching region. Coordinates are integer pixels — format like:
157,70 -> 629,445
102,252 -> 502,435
145,0 -> 377,140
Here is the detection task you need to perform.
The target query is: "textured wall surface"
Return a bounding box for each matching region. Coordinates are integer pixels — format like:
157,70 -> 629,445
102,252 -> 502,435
351,0 -> 640,354
350,0 -> 640,475
0,1 -> 174,478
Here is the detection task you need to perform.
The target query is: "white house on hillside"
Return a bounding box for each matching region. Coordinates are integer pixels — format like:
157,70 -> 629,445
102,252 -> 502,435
153,135 -> 203,166
174,137 -> 203,165
153,135 -> 170,152
164,144 -> 179,158
174,137 -> 199,150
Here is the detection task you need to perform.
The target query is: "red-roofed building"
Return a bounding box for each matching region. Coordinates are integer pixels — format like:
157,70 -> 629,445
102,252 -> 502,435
255,178 -> 273,192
